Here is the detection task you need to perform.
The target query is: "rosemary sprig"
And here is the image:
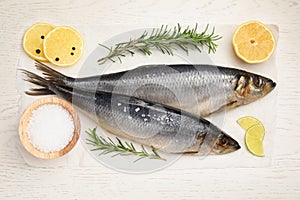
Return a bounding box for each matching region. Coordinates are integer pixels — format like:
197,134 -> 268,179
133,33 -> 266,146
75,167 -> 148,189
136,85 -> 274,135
85,128 -> 166,162
97,24 -> 222,64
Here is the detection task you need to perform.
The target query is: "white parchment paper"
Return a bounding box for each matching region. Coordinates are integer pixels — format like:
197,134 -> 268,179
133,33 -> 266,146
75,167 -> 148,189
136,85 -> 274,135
16,24 -> 278,170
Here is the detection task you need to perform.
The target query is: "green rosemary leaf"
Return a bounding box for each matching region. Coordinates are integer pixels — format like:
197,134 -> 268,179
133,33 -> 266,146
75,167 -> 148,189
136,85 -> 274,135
107,137 -> 116,146
85,128 -> 166,162
97,24 -> 221,64
131,143 -> 136,151
141,145 -> 147,154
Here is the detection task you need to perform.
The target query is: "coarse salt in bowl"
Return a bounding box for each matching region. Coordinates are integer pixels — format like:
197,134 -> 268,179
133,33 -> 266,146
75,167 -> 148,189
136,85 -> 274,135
19,97 -> 80,159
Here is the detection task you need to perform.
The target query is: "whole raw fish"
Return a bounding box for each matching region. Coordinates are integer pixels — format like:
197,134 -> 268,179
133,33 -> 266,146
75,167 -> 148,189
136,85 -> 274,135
35,62 -> 276,116
22,70 -> 240,154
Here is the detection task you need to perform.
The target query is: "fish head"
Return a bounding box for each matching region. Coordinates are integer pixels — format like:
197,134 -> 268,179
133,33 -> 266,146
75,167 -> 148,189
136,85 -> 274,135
234,73 -> 276,105
211,132 -> 241,154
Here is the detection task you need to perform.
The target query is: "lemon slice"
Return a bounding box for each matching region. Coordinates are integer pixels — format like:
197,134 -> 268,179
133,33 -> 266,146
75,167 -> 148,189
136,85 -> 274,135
43,26 -> 84,67
237,116 -> 265,139
232,21 -> 276,64
22,22 -> 55,61
245,124 -> 264,156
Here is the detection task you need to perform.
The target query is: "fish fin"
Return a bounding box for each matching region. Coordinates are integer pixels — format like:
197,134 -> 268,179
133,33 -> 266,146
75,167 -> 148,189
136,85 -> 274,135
200,100 -> 239,116
25,88 -> 54,96
34,61 -> 73,85
224,100 -> 239,110
19,69 -> 54,96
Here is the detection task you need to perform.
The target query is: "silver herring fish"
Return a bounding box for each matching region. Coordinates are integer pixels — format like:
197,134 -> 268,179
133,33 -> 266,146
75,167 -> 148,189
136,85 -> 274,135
35,62 -> 276,117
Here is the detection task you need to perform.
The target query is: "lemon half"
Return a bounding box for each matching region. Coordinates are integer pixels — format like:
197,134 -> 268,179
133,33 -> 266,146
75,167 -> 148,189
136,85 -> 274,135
22,22 -> 55,61
232,21 -> 275,64
43,26 -> 84,67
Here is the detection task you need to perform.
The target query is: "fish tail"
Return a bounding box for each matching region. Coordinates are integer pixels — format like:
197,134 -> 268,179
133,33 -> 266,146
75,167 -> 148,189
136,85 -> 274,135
20,69 -> 55,96
34,61 -> 73,85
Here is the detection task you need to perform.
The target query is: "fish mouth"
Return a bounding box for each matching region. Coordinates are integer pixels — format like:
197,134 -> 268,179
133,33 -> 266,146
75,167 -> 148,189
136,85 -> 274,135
271,81 -> 276,88
258,79 -> 276,99
232,141 -> 241,151
219,141 -> 241,154
255,78 -> 276,99
264,78 -> 276,93
267,79 -> 276,90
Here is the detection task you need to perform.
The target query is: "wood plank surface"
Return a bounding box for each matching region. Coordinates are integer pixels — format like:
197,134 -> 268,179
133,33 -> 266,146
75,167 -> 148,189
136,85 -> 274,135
0,0 -> 299,199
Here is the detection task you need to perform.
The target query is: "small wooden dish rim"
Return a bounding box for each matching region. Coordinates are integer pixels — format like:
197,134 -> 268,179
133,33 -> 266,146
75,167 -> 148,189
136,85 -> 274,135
19,97 -> 80,159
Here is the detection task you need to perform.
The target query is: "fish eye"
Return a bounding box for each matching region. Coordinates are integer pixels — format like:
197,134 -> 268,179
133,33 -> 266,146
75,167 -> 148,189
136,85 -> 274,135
253,76 -> 263,88
220,137 -> 228,146
218,136 -> 228,146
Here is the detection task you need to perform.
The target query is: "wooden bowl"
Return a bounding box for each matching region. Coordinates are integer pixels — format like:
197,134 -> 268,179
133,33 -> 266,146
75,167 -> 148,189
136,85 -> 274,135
19,97 -> 80,159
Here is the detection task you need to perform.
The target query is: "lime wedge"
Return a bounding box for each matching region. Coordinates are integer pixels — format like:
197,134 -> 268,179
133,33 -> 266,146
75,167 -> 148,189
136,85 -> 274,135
245,124 -> 265,157
237,116 -> 265,139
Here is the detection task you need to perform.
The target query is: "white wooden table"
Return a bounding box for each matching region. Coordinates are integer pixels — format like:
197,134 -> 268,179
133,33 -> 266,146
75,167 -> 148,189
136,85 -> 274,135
0,0 -> 299,199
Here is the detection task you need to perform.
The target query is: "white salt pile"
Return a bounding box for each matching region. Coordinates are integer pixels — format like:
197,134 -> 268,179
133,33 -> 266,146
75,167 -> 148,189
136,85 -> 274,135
26,104 -> 75,153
